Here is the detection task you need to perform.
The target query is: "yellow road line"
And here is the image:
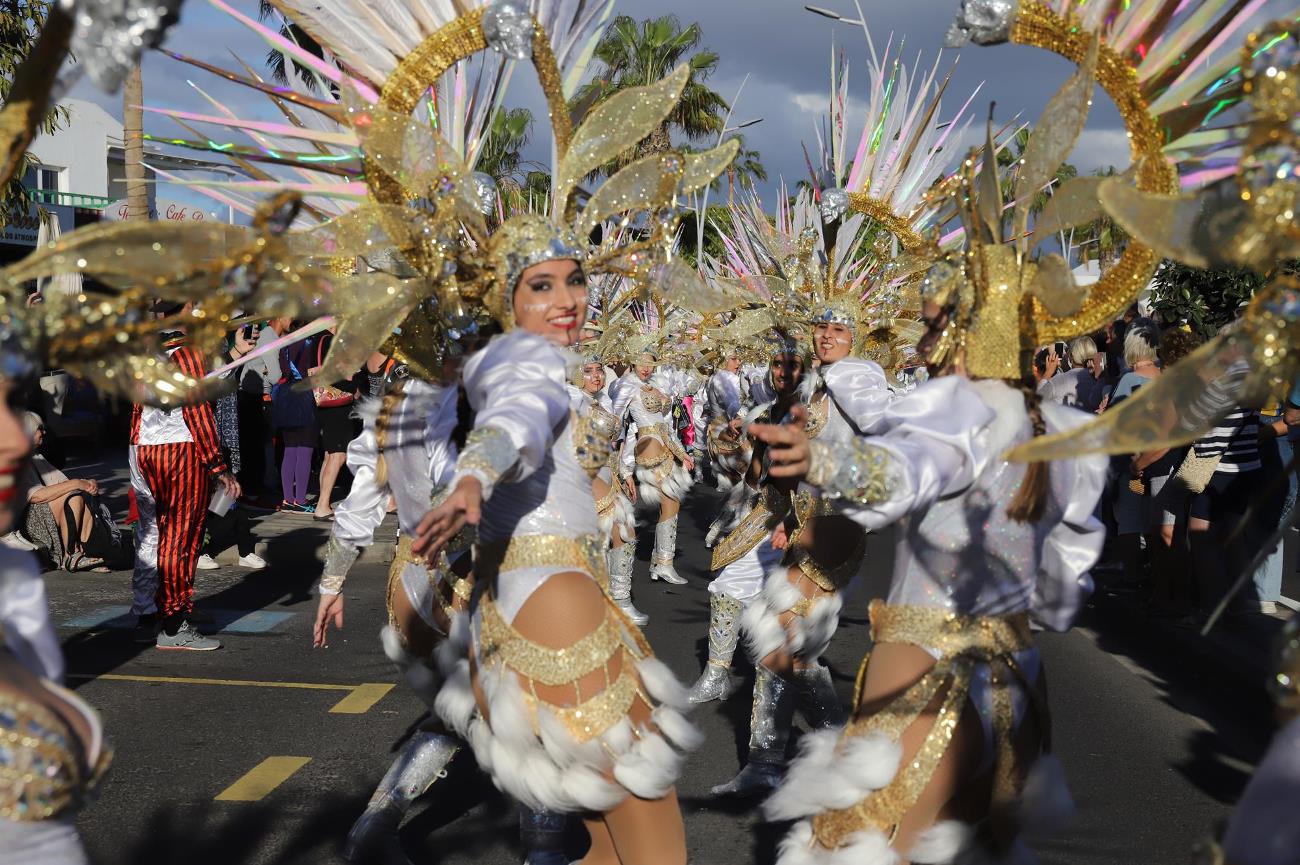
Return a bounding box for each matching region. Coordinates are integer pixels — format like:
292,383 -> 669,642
68,673 -> 394,714
215,756 -> 311,802
329,682 -> 394,714
70,673 -> 353,691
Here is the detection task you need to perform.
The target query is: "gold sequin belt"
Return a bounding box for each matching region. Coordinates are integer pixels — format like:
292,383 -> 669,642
387,536 -> 472,627
476,589 -> 654,743
706,417 -> 742,455
475,534 -> 605,583
811,601 -> 1039,851
594,483 -> 618,517
711,487 -> 791,572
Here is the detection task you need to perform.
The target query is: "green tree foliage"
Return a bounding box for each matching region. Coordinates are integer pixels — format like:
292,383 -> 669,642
1149,262 -> 1267,338
569,15 -> 731,172
0,0 -> 68,221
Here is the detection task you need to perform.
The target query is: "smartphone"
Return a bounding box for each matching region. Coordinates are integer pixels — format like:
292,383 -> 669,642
241,323 -> 259,340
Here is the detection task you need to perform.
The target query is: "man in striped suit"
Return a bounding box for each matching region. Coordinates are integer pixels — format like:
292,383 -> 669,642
130,301 -> 240,650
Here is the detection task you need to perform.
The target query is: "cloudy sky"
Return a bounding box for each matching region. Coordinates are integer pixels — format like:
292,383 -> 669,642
62,0 -> 1288,218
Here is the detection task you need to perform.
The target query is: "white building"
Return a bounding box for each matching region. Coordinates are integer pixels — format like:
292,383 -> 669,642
3,98 -> 230,261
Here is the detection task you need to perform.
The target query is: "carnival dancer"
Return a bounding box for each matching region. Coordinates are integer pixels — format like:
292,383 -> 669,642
705,350 -> 749,492
613,351 -> 694,585
414,213 -> 707,865
0,333 -> 111,865
569,357 -> 646,625
745,78 -> 1131,851
713,304 -> 893,797
314,373 -> 475,864
689,338 -> 808,704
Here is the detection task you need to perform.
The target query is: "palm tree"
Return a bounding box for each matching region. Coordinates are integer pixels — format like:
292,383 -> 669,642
997,127 -> 1078,237
258,1 -> 324,88
123,65 -> 148,221
476,107 -> 533,187
569,15 -> 730,171
0,1 -> 69,221
1076,165 -> 1129,272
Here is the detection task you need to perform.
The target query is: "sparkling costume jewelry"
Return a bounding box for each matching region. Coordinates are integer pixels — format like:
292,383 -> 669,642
765,2 -> 1260,857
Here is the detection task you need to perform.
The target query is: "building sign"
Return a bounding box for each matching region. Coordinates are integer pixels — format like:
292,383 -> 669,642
106,199 -> 208,222
1,201 -> 75,247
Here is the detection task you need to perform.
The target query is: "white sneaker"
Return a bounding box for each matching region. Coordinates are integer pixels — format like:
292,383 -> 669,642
196,554 -> 219,570
238,553 -> 267,570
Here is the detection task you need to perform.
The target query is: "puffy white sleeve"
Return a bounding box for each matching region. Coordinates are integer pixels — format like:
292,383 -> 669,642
709,373 -> 742,418
807,377 -> 996,531
611,372 -> 638,421
821,356 -> 896,434
566,384 -> 590,414
1032,402 -> 1107,631
322,415 -> 388,592
451,331 -> 572,501
425,384 -> 461,489
0,548 -> 63,682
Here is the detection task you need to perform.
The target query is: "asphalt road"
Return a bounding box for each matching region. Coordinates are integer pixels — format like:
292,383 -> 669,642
48,487 -> 1281,865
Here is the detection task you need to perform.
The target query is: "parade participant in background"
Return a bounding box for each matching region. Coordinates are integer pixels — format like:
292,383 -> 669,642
689,338 -> 808,704
705,349 -> 749,493
613,350 -> 694,585
130,301 -> 239,652
315,368 -> 468,864
569,357 -> 644,624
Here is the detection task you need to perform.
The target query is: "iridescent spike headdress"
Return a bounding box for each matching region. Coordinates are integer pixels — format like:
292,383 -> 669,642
945,0 -> 1274,347
1009,20 -> 1298,463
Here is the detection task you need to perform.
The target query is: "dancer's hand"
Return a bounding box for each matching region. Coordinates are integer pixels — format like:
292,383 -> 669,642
770,524 -> 788,550
751,405 -> 811,480
313,593 -> 344,647
621,476 -> 637,502
412,476 -> 482,564
682,454 -> 695,472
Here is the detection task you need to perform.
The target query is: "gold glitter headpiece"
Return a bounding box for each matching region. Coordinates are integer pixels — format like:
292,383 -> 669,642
1006,21 -> 1299,464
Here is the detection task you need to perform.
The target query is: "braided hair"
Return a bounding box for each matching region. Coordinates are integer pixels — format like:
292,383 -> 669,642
371,380 -> 407,490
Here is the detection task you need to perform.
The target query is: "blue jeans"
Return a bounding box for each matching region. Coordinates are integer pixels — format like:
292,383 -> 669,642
1253,435 -> 1297,604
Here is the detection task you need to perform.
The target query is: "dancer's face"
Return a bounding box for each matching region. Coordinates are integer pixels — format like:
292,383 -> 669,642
582,362 -> 605,394
512,260 -> 588,347
635,362 -> 654,381
769,354 -> 804,396
813,322 -> 852,364
0,382 -> 32,535
724,355 -> 741,373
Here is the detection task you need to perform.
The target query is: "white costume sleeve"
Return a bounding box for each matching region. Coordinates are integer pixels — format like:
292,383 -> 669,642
321,407 -> 389,592
820,356 -> 895,435
425,384 -> 461,489
611,371 -> 638,421
807,377 -> 997,530
0,547 -> 63,682
708,372 -> 742,419
451,331 -> 571,500
1032,401 -> 1107,631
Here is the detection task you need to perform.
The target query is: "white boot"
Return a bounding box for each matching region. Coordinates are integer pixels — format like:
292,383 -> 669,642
649,514 -> 687,584
344,731 -> 459,864
606,543 -> 648,625
688,593 -> 742,703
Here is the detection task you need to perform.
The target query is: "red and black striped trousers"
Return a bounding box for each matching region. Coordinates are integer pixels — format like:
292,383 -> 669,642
135,442 -> 211,618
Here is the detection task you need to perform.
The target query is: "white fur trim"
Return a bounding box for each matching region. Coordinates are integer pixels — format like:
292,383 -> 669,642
765,729 -> 902,820
436,647 -> 699,812
910,821 -> 974,863
380,624 -> 439,708
742,568 -> 804,661
800,590 -> 844,663
776,819 -> 899,865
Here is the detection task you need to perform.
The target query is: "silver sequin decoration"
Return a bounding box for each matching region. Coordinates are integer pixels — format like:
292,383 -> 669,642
944,0 -> 1016,48
63,0 -> 183,92
482,1 -> 534,61
470,172 -> 499,216
819,188 -> 849,224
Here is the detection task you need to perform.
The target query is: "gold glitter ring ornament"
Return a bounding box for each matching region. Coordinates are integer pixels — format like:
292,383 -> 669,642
947,0 -> 1181,343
